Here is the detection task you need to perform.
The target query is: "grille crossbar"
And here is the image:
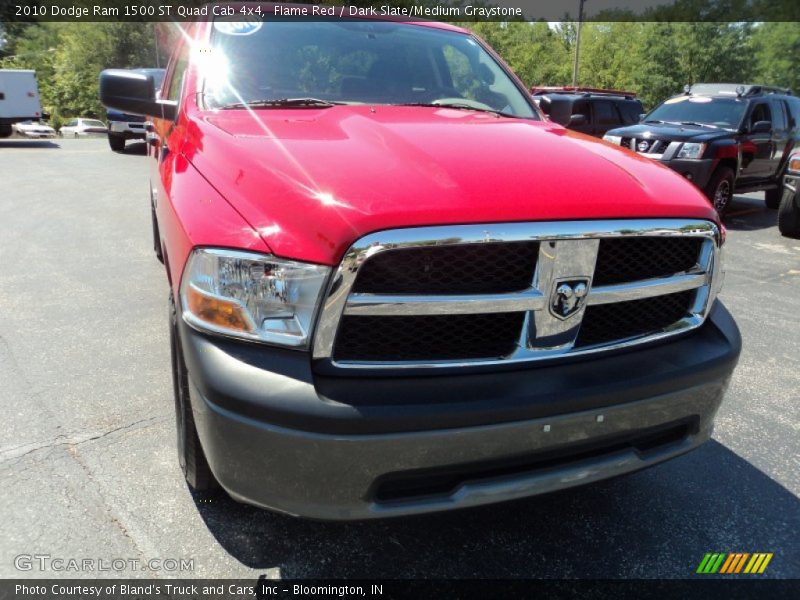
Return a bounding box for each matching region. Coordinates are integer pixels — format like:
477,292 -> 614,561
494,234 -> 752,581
312,220 -> 721,369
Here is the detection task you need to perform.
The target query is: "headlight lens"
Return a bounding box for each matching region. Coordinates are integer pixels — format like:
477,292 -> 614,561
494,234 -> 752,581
603,135 -> 622,145
180,248 -> 330,348
677,142 -> 706,159
788,155 -> 800,173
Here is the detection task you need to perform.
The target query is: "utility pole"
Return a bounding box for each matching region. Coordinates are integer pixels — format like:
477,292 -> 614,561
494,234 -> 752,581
571,0 -> 587,87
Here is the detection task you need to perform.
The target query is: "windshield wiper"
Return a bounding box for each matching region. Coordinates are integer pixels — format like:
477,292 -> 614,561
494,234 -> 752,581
218,98 -> 342,109
644,119 -> 682,125
680,121 -> 718,129
396,102 -> 521,119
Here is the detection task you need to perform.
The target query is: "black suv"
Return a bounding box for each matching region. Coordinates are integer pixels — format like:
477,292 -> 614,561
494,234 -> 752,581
531,87 -> 644,138
604,83 -> 800,215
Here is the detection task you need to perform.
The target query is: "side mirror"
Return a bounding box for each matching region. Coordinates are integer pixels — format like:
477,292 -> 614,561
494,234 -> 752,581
751,120 -> 771,134
568,114 -> 587,127
99,69 -> 177,121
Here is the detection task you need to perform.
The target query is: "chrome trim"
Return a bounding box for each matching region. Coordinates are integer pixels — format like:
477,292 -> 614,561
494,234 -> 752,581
587,272 -> 707,306
311,219 -> 720,369
344,289 -> 546,316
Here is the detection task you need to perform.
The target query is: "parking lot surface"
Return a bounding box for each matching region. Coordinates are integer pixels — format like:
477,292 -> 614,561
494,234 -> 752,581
0,138 -> 797,579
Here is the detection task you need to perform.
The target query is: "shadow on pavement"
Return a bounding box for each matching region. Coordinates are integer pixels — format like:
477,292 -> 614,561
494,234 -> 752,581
724,193 -> 777,232
0,140 -> 60,149
192,440 -> 798,578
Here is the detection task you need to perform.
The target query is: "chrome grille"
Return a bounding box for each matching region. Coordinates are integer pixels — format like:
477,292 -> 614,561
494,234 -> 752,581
593,237 -> 704,285
623,138 -> 677,157
312,220 -> 721,370
352,242 -> 539,295
575,290 -> 696,348
334,313 -> 524,361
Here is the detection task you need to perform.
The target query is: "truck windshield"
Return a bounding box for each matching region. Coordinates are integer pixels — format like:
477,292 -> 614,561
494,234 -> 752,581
203,19 -> 537,119
645,96 -> 746,130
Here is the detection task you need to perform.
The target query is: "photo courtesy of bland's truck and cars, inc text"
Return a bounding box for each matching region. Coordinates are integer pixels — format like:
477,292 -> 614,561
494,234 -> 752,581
0,0 -> 798,598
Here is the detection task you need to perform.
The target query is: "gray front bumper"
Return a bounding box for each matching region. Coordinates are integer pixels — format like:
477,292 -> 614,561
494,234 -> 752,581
183,301 -> 739,520
190,376 -> 727,520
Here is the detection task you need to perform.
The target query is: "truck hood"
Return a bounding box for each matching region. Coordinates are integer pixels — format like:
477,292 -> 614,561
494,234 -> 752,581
185,105 -> 717,265
606,122 -> 734,143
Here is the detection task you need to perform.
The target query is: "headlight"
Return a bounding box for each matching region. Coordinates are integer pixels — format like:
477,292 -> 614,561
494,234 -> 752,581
788,155 -> 800,173
180,248 -> 330,348
677,142 -> 706,159
603,135 -> 622,145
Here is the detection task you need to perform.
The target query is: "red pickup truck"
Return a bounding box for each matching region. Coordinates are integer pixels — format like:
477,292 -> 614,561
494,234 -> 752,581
100,11 -> 740,520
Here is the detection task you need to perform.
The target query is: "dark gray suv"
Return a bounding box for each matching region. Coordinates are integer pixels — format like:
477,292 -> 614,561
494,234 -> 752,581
604,84 -> 800,215
531,86 -> 644,138
779,153 -> 800,237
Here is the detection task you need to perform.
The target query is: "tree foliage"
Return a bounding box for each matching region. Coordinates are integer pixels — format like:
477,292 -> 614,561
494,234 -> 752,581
1,22 -> 157,125
0,18 -> 798,121
466,21 -> 798,109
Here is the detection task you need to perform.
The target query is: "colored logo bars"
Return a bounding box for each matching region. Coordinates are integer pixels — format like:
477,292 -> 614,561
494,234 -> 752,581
696,552 -> 773,574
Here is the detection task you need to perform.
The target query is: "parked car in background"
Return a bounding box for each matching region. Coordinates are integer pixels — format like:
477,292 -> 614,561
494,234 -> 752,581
59,118 -> 107,137
0,69 -> 44,139
106,68 -> 165,152
603,83 -> 800,215
14,120 -> 56,138
779,152 -> 800,238
531,87 -> 643,137
101,15 -> 739,520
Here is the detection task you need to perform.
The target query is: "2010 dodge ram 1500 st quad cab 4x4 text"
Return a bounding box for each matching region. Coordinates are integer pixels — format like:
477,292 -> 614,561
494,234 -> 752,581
100,10 -> 740,520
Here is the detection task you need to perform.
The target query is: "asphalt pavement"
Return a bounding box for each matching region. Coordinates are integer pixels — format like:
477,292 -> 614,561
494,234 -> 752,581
0,137 -> 797,579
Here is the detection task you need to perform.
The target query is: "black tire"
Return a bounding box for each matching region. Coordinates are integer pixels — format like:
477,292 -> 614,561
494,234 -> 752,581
151,197 -> 164,263
169,294 -> 219,491
704,166 -> 735,217
777,187 -> 800,238
108,134 -> 125,152
765,186 -> 782,209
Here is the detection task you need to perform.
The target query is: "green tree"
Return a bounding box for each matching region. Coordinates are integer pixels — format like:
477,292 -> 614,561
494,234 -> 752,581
3,22 -> 157,122
751,22 -> 800,93
51,23 -> 157,118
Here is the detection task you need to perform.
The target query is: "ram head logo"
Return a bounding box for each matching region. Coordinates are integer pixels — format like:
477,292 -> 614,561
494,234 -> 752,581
550,279 -> 590,320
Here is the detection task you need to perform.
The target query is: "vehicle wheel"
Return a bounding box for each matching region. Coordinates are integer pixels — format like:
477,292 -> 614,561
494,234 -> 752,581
0,124 -> 12,138
777,187 -> 800,238
169,294 -> 219,491
704,166 -> 735,216
108,134 -> 125,152
151,198 -> 164,263
765,186 -> 782,209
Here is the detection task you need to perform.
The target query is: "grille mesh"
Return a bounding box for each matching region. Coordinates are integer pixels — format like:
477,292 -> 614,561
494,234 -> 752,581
331,233 -> 706,364
333,313 -> 524,362
593,237 -> 703,286
575,290 -> 695,348
352,242 -> 539,295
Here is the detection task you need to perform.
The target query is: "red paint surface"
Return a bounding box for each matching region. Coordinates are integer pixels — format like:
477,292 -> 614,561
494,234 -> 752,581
152,20 -> 718,295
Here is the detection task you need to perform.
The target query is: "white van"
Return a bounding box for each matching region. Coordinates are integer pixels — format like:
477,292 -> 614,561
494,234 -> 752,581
0,70 -> 44,138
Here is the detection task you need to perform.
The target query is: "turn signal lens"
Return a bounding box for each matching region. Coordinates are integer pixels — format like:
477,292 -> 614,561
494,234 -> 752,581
788,155 -> 800,173
186,285 -> 253,332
